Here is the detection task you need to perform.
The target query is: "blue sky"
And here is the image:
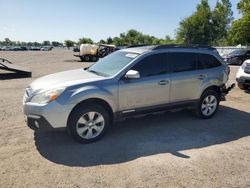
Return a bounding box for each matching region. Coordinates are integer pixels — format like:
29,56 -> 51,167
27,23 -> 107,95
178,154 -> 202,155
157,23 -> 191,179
0,0 -> 240,42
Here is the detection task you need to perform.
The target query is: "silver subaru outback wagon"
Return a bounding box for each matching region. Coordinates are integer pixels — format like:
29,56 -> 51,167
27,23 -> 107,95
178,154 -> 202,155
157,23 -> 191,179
23,45 -> 234,143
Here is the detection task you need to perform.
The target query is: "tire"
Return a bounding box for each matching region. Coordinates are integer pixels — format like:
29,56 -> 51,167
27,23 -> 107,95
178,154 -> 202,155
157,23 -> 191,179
80,56 -> 84,61
195,90 -> 219,119
67,103 -> 110,143
91,56 -> 98,62
84,56 -> 90,62
238,83 -> 248,90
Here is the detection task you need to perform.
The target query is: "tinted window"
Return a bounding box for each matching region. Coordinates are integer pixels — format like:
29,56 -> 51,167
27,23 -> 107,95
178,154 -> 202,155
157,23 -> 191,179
198,53 -> 221,68
246,51 -> 250,56
169,52 -> 197,73
132,54 -> 168,77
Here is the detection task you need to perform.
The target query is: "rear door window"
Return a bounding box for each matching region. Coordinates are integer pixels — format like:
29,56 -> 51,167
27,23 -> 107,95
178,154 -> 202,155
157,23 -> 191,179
169,52 -> 197,73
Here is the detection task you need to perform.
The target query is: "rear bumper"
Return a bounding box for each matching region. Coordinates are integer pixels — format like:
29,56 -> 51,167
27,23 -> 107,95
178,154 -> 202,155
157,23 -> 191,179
220,83 -> 235,101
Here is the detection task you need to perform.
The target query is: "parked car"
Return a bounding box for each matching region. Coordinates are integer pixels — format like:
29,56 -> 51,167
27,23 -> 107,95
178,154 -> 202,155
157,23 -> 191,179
30,46 -> 41,51
1,46 -> 11,51
236,59 -> 250,90
23,45 -> 234,143
20,46 -> 28,51
41,46 -> 53,51
223,49 -> 250,65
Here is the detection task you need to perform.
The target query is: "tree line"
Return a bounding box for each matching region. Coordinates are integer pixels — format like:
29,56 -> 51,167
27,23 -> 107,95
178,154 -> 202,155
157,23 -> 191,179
0,38 -> 63,47
1,0 -> 249,48
176,0 -> 250,46
65,0 -> 249,47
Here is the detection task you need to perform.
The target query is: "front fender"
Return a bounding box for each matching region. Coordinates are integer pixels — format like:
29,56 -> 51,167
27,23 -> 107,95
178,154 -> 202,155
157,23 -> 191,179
63,86 -> 117,112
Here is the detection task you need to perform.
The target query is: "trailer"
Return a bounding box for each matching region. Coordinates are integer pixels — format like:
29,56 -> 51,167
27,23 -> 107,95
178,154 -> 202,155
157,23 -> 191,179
0,58 -> 32,79
74,44 -> 117,62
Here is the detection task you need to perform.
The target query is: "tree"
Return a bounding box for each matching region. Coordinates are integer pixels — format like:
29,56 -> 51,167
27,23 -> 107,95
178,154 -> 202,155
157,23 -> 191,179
107,37 -> 113,44
33,42 -> 41,47
78,37 -> 93,44
227,0 -> 250,45
165,35 -> 175,44
64,40 -> 75,49
211,0 -> 233,45
238,0 -> 250,14
112,37 -> 124,46
98,39 -> 106,44
43,41 -> 51,46
51,41 -> 61,47
176,0 -> 212,45
3,38 -> 13,46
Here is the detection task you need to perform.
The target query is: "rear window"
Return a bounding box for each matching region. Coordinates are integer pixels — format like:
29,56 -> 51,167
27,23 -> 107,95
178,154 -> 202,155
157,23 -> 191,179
198,53 -> 221,69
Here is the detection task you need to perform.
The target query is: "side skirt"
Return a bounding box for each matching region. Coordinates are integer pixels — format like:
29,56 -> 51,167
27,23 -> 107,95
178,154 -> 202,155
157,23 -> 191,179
115,100 -> 199,120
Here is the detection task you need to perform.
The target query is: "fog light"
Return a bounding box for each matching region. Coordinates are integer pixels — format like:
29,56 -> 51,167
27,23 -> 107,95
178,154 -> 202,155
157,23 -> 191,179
34,121 -> 40,128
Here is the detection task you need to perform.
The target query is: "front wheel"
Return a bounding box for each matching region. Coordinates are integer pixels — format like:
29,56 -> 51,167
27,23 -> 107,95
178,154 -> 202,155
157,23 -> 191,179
195,90 -> 219,119
238,83 -> 248,90
67,103 -> 110,143
84,56 -> 90,62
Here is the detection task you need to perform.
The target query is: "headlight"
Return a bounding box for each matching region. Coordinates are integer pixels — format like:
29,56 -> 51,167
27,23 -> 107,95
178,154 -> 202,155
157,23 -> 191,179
30,87 -> 65,104
242,62 -> 246,70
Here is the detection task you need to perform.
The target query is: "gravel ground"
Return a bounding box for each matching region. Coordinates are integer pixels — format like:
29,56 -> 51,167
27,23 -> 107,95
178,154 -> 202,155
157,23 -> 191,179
0,49 -> 250,188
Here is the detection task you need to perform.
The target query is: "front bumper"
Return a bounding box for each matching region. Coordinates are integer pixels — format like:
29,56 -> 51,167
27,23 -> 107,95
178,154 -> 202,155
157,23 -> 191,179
25,115 -> 54,131
23,100 -> 75,130
236,76 -> 250,85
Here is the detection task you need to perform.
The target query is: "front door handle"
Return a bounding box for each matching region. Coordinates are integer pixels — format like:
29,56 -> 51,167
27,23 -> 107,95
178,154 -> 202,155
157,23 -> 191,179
158,80 -> 169,85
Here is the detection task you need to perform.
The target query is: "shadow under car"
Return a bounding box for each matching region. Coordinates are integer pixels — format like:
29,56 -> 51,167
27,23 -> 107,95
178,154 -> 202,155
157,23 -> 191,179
34,105 -> 250,167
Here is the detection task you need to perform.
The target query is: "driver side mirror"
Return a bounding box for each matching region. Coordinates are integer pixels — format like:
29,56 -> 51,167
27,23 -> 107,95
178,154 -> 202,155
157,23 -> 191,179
125,70 -> 140,79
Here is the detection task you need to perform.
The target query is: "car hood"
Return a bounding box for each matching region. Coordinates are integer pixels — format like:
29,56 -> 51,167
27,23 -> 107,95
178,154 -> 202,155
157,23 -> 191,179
29,68 -> 103,93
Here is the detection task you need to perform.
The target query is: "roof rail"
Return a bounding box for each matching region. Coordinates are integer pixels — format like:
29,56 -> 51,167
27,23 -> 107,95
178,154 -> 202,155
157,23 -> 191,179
126,44 -> 149,48
153,44 -> 215,50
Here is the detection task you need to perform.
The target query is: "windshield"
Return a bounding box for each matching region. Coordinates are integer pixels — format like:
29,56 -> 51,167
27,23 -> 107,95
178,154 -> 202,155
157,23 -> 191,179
88,51 -> 138,77
229,49 -> 247,56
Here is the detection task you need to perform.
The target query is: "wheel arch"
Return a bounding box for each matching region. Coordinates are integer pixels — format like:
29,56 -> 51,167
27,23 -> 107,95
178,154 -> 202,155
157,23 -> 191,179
67,98 -> 114,127
201,85 -> 221,99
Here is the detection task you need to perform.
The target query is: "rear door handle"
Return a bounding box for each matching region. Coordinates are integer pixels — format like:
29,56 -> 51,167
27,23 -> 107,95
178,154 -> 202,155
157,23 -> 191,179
198,74 -> 206,80
158,80 -> 169,85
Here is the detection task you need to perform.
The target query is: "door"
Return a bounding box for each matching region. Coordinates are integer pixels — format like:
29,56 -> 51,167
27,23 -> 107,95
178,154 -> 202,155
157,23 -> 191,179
118,53 -> 170,112
169,52 -> 206,102
245,50 -> 250,61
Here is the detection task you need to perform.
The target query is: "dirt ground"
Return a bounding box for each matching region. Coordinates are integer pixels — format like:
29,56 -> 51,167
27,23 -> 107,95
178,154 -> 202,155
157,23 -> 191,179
0,49 -> 250,188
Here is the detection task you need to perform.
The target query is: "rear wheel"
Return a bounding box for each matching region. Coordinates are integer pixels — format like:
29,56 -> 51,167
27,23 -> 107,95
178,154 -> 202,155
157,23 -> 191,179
91,56 -> 98,62
84,56 -> 90,62
67,103 -> 110,143
195,90 -> 219,119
